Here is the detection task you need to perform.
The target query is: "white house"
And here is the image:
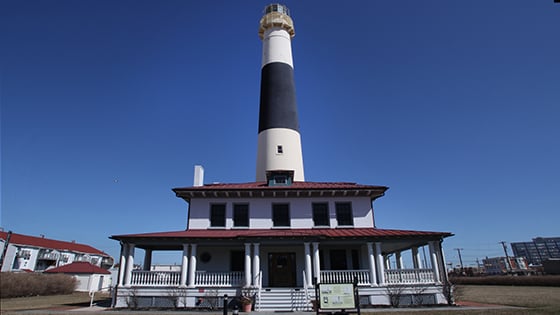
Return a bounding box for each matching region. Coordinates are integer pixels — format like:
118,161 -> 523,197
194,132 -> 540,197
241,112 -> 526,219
0,231 -> 113,272
110,4 -> 453,311
44,261 -> 112,292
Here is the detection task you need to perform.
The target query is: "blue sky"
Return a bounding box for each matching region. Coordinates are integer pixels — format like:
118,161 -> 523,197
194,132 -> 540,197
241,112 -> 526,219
1,0 -> 559,267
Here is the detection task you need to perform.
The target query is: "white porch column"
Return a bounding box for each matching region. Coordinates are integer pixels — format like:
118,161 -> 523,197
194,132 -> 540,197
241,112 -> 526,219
312,242 -> 320,284
438,243 -> 449,283
366,242 -> 378,286
412,247 -> 422,269
375,242 -> 385,285
118,243 -> 128,286
384,255 -> 391,269
244,243 -> 252,287
396,252 -> 403,269
143,249 -> 152,271
180,244 -> 189,287
429,241 -> 441,283
252,243 -> 260,287
304,242 -> 312,288
124,244 -> 135,286
188,244 -> 197,287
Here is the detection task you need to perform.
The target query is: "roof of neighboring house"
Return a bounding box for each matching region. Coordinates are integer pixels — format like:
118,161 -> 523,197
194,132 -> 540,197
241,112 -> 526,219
111,227 -> 453,241
0,231 -> 110,257
44,262 -> 111,274
173,181 -> 389,201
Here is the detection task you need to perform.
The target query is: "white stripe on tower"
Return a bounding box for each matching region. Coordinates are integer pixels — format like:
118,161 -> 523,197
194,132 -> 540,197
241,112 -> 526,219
256,4 -> 305,182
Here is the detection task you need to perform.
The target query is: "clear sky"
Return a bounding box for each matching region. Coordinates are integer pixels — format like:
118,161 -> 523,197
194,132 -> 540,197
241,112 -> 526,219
1,0 -> 559,267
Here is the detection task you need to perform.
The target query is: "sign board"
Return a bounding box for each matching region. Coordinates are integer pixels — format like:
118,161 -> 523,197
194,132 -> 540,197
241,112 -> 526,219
318,283 -> 356,310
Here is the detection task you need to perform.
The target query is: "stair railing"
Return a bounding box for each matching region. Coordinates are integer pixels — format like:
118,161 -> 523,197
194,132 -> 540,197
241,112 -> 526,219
256,270 -> 262,311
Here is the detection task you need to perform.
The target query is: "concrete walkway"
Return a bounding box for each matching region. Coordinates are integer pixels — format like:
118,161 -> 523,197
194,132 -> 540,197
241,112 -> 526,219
5,304 -> 523,315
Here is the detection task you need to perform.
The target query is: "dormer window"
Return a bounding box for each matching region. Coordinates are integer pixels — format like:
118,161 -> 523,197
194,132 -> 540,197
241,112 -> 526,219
266,170 -> 294,186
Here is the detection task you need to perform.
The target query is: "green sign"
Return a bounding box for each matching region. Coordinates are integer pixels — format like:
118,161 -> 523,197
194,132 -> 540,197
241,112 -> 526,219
318,283 -> 356,310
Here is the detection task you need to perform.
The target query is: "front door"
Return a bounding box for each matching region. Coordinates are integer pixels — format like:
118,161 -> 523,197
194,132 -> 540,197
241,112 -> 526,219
268,252 -> 296,287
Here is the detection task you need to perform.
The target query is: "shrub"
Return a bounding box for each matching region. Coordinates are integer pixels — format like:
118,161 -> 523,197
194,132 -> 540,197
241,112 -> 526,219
0,272 -> 77,298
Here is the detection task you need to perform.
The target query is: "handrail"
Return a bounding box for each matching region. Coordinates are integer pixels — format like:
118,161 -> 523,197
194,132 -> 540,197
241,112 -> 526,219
303,270 -> 310,311
256,270 -> 262,311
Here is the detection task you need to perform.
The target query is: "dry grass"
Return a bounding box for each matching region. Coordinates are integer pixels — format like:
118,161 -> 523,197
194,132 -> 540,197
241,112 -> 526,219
0,291 -> 110,312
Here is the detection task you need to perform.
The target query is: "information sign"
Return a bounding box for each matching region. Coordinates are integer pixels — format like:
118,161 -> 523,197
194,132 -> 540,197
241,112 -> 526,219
318,283 -> 356,310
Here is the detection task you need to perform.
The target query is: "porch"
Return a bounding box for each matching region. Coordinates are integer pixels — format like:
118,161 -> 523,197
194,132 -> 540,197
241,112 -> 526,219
111,228 -> 451,309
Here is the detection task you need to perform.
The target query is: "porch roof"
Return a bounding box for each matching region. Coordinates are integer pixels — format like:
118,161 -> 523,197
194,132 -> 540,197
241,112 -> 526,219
173,181 -> 388,200
110,227 -> 452,243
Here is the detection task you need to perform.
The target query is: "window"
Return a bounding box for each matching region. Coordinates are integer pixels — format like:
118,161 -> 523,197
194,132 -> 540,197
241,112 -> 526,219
230,251 -> 244,271
210,204 -> 226,227
351,250 -> 360,269
335,202 -> 354,226
312,203 -> 330,226
272,203 -> 290,227
330,249 -> 347,270
277,145 -> 283,154
233,204 -> 249,227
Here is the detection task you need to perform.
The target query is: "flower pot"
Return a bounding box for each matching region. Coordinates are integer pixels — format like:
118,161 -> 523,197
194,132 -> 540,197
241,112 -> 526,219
242,303 -> 252,312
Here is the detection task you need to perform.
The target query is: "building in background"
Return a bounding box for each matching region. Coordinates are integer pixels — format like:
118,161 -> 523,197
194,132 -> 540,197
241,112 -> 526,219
44,261 -> 112,292
482,256 -> 529,275
0,230 -> 113,272
511,237 -> 560,266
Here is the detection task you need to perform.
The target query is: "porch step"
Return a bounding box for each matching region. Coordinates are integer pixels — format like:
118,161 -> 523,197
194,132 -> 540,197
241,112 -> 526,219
257,288 -> 313,312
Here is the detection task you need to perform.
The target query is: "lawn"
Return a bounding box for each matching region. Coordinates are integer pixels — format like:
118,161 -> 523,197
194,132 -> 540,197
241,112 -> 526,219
0,291 -> 111,312
1,285 -> 559,314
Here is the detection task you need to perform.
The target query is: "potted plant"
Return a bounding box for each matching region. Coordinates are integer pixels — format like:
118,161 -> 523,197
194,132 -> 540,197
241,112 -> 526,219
240,288 -> 253,312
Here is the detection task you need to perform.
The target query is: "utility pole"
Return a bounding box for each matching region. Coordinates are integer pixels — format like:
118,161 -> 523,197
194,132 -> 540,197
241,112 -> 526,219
454,248 -> 464,270
500,241 -> 511,273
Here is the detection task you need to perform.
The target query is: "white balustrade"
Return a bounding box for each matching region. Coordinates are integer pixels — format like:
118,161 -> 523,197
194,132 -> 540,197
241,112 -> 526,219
320,270 -> 370,285
131,271 -> 180,286
130,270 -> 244,287
384,269 -> 435,284
195,271 -> 244,287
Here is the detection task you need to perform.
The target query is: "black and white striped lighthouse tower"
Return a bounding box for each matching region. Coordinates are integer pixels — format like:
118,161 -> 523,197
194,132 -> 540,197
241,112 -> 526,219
256,4 -> 305,182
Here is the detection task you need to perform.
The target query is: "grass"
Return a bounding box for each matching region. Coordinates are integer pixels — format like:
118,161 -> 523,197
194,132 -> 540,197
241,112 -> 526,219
1,285 -> 559,314
0,291 -> 111,312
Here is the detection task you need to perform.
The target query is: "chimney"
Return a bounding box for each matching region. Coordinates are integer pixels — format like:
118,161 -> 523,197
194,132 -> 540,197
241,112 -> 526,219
193,165 -> 204,187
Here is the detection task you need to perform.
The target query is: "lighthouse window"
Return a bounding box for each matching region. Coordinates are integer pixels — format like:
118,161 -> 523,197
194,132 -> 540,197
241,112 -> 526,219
277,145 -> 283,154
335,202 -> 354,226
210,204 -> 226,227
272,203 -> 290,227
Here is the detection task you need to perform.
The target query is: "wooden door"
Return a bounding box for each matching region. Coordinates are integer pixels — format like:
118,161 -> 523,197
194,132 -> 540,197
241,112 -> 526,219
268,252 -> 296,287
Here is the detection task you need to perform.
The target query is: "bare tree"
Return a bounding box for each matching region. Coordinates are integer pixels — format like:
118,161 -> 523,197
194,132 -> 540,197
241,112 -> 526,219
385,285 -> 406,308
411,285 -> 428,306
126,288 -> 139,309
166,287 -> 188,308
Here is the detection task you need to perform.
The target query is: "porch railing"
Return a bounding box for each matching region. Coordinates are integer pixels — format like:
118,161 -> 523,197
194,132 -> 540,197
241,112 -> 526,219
131,271 -> 180,286
384,268 -> 434,284
320,269 -> 370,285
195,271 -> 244,287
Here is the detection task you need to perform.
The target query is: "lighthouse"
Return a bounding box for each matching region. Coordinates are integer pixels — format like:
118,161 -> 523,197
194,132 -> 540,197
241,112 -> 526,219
256,4 -> 305,182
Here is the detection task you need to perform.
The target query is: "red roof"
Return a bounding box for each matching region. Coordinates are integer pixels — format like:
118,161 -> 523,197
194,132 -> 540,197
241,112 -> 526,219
112,228 -> 452,240
174,181 -> 388,191
44,262 -> 110,274
0,231 -> 110,257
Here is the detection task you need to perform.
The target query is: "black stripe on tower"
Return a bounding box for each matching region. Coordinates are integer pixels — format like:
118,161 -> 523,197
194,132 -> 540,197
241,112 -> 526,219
258,62 -> 299,133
